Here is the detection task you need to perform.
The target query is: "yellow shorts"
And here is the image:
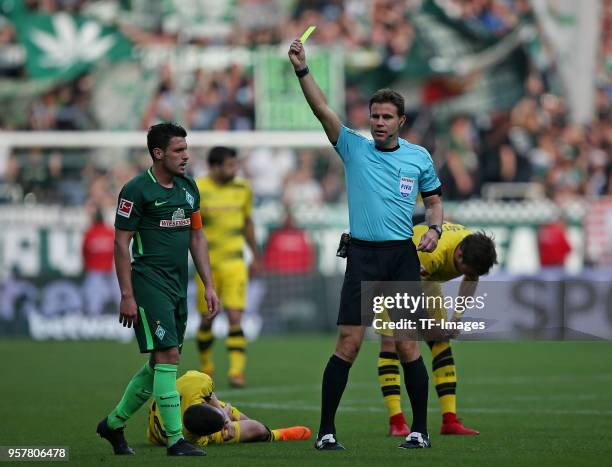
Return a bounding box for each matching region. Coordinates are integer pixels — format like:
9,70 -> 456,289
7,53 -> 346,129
196,261 -> 248,313
375,282 -> 445,337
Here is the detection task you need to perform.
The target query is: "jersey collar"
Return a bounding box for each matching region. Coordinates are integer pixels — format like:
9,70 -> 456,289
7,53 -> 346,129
374,144 -> 400,152
147,168 -> 158,184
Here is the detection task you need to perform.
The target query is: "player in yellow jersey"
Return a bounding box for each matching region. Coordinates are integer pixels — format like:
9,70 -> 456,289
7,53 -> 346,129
195,147 -> 261,388
377,223 -> 497,436
147,370 -> 312,447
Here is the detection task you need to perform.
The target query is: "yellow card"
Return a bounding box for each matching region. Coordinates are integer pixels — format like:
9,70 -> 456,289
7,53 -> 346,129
300,26 -> 316,43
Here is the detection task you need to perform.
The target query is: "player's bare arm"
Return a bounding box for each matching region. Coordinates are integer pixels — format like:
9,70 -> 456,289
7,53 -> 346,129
458,275 -> 479,302
447,276 -> 480,338
206,393 -> 237,440
288,39 -> 341,144
114,228 -> 137,328
189,228 -> 221,319
208,393 -> 233,419
244,216 -> 261,274
417,194 -> 443,252
454,276 -> 479,321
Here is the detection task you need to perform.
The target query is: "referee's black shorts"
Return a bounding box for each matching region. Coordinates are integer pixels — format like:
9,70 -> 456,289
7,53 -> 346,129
338,238 -> 421,326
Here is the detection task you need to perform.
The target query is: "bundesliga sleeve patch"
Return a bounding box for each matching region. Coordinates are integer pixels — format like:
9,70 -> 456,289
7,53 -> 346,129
117,198 -> 134,218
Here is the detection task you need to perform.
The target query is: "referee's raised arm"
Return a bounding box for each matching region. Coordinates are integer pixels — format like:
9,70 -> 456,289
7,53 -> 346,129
288,39 -> 341,145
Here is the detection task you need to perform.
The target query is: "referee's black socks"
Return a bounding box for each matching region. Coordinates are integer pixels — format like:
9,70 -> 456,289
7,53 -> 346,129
319,354 -> 352,435
401,356 -> 429,435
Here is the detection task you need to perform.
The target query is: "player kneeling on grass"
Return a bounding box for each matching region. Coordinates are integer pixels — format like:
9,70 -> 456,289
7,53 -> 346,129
377,223 -> 497,437
147,370 -> 312,447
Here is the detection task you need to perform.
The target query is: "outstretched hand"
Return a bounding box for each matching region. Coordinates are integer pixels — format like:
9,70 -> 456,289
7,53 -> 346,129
288,39 -> 307,70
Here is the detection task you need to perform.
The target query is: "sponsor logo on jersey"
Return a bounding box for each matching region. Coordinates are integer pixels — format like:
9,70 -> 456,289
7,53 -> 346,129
117,199 -> 133,218
185,191 -> 194,208
154,200 -> 169,207
173,208 -> 185,221
159,208 -> 191,227
399,176 -> 415,198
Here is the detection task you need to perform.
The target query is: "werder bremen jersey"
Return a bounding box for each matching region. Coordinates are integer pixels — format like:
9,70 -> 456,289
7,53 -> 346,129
114,167 -> 201,297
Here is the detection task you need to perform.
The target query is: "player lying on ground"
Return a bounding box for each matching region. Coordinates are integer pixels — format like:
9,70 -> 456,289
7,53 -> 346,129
147,370 -> 312,447
377,223 -> 497,436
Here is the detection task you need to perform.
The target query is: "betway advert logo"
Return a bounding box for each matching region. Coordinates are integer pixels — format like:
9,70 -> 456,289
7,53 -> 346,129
160,208 -> 191,227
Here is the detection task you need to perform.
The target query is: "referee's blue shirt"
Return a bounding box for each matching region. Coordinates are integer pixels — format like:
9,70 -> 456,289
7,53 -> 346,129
334,125 -> 441,241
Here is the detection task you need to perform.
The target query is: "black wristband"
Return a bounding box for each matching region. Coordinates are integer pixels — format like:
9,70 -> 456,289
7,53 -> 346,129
295,66 -> 309,78
428,224 -> 442,239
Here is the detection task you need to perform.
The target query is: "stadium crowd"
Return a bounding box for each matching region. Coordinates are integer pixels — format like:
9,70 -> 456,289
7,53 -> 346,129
0,0 -> 610,206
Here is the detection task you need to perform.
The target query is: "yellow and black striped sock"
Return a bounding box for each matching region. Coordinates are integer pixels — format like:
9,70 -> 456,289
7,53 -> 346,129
196,328 -> 215,376
428,341 -> 457,416
226,325 -> 246,378
377,351 -> 402,418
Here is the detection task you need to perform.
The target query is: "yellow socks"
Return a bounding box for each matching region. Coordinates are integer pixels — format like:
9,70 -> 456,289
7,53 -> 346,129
196,328 -> 215,375
429,341 -> 457,416
377,352 -> 402,418
226,325 -> 246,378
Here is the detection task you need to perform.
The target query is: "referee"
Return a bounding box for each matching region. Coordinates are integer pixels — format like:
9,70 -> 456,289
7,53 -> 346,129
288,39 -> 444,450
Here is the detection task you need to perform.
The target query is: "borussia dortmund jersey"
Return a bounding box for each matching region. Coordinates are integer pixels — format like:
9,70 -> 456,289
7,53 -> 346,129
195,176 -> 252,266
413,223 -> 472,282
148,370 -> 215,446
114,168 -> 200,297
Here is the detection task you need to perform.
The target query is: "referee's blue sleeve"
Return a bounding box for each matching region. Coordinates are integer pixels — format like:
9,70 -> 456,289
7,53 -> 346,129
419,150 -> 441,193
334,126 -> 364,163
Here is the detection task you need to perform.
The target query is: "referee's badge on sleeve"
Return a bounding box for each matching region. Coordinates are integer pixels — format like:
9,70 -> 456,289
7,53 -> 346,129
399,176 -> 415,198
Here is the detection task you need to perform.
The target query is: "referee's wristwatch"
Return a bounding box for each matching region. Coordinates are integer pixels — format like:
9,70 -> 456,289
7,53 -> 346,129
428,224 -> 442,239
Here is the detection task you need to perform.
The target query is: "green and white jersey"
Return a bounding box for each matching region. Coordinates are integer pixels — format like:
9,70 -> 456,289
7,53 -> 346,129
114,167 -> 200,297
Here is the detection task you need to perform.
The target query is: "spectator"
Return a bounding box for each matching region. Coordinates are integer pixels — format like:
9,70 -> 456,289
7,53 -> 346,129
537,217 -> 572,270
500,98 -> 541,183
141,64 -> 181,129
13,148 -> 62,203
263,211 -> 315,274
242,147 -> 296,201
29,92 -> 57,130
0,0 -> 610,208
81,208 -> 119,315
440,116 -> 480,199
282,150 -> 324,207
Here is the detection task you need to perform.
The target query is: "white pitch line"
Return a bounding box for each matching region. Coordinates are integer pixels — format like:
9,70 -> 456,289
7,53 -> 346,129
217,373 -> 612,398
341,394 -> 612,404
228,401 -> 612,416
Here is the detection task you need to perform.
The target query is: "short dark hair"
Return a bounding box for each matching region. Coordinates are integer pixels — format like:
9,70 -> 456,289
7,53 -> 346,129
147,122 -> 187,159
459,232 -> 498,276
183,403 -> 225,436
369,88 -> 405,117
208,146 -> 237,167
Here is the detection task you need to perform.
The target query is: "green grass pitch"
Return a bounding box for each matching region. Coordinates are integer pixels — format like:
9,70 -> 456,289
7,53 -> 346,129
2,336 -> 612,466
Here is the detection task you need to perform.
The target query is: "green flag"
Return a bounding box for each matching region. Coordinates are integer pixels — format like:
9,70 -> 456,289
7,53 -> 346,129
11,11 -> 133,80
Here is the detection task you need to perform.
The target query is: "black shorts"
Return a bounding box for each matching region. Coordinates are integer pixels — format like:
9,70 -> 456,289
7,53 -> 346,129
338,238 -> 421,326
